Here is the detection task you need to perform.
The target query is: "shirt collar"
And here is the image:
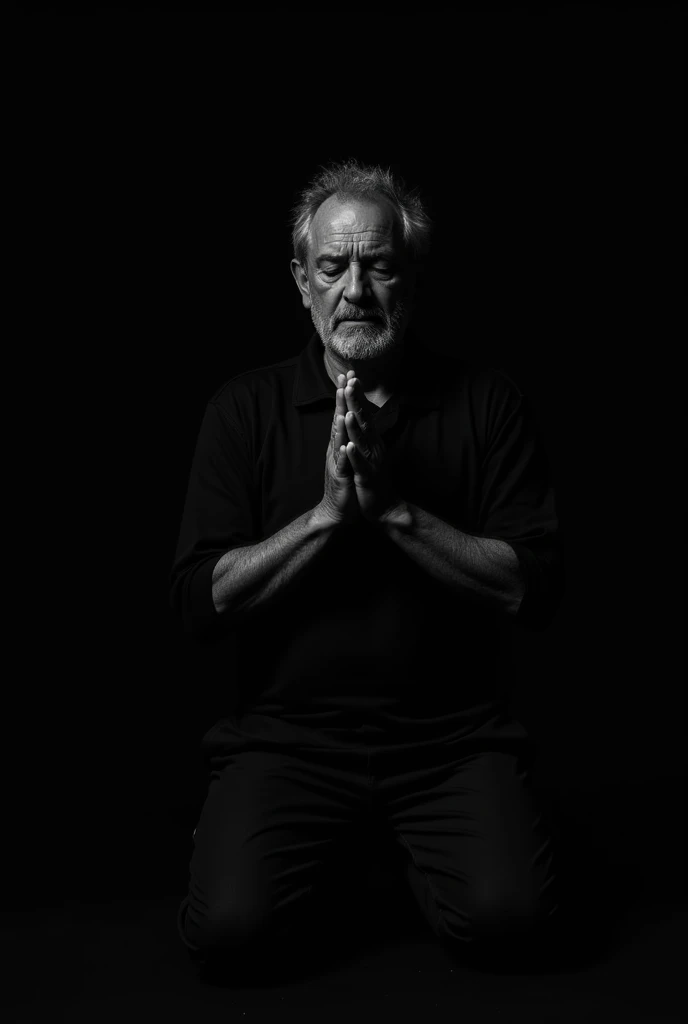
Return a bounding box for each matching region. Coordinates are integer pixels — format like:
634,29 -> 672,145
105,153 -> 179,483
292,329 -> 441,411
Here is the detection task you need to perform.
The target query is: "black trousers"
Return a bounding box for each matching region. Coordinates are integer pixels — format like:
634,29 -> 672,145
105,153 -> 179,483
176,734 -> 561,977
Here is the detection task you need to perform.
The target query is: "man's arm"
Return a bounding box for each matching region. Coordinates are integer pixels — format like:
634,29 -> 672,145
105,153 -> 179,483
170,396 -> 345,639
379,501 -> 525,618
212,504 -> 338,619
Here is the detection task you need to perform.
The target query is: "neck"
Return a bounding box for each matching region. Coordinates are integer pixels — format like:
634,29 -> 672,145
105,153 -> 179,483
323,343 -> 405,397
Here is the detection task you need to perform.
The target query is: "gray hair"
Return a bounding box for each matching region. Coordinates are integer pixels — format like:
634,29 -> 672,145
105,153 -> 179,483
290,158 -> 433,271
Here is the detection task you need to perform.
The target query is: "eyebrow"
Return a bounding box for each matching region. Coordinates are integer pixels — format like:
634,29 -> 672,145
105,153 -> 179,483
315,250 -> 396,266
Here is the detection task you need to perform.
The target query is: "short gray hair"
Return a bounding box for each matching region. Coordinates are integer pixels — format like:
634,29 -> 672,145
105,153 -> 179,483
290,158 -> 433,271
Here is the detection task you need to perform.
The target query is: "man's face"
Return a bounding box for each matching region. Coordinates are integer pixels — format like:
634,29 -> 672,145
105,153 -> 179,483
291,195 -> 415,363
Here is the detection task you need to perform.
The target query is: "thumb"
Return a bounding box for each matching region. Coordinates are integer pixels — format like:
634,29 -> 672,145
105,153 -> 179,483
336,444 -> 350,474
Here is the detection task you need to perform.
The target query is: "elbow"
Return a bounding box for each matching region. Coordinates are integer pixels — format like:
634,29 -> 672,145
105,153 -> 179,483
211,586 -> 228,618
506,574 -> 527,619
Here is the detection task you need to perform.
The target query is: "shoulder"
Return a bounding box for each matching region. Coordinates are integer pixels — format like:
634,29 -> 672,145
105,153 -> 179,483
207,348 -> 300,424
417,340 -> 525,405
211,350 -> 297,404
194,348 -> 301,452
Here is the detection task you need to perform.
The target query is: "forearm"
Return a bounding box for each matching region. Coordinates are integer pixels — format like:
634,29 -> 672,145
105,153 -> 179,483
212,503 -> 338,618
380,501 -> 525,617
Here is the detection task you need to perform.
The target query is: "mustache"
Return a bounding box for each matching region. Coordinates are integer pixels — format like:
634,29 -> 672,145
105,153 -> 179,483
335,312 -> 384,323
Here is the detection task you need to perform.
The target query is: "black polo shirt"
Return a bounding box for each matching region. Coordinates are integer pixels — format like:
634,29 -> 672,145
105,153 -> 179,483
169,329 -> 564,759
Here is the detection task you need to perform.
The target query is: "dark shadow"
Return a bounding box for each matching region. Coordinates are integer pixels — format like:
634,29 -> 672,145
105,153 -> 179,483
178,781 -> 676,987
193,823 -> 413,988
434,786 -> 652,977
193,894 -> 392,989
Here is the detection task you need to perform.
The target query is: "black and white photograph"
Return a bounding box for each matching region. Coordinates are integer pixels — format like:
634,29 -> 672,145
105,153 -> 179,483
5,4 -> 684,1022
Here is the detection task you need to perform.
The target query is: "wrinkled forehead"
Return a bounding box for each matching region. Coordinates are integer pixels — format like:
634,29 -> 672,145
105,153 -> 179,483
309,194 -> 403,254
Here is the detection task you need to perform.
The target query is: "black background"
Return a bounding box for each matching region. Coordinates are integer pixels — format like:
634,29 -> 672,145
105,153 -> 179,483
9,6 -> 683,906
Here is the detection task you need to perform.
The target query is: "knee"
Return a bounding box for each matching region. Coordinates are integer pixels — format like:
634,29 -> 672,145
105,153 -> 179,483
183,890 -> 275,955
467,879 -> 552,946
470,898 -> 538,944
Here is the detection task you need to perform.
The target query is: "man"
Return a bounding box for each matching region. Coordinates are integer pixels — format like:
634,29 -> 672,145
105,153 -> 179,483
171,159 -> 565,981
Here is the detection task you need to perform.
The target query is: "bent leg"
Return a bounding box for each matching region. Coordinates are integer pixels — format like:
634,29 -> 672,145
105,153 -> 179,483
177,749 -> 370,976
387,750 -> 561,969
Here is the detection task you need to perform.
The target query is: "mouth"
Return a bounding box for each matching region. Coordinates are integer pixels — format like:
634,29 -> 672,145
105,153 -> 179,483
339,317 -> 380,324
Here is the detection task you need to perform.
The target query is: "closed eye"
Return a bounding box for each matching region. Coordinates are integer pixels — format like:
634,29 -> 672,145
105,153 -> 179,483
321,266 -> 393,277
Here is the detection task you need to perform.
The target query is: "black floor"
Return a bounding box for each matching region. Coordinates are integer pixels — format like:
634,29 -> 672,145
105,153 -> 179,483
4,778 -> 685,1023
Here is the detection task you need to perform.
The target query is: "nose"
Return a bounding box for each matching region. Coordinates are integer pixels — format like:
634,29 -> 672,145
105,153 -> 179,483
342,264 -> 370,305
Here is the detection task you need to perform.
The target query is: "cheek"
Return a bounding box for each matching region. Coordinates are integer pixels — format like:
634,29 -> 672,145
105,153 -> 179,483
394,278 -> 415,303
313,283 -> 334,302
377,282 -> 404,308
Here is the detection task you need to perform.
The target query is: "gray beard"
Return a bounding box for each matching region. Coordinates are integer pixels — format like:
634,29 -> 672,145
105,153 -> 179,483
310,299 -> 411,363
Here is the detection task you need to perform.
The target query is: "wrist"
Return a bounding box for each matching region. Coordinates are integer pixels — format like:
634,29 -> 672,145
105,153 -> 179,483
376,498 -> 413,531
309,501 -> 346,534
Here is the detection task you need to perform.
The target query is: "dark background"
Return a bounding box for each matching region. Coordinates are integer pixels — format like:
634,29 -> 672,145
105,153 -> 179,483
9,6 -> 683,908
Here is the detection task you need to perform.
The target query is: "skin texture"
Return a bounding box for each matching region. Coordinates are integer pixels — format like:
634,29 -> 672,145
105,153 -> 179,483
288,195 -> 524,613
290,195 -> 417,406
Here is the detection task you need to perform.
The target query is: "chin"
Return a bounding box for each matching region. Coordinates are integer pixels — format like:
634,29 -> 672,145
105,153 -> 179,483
329,329 -> 397,361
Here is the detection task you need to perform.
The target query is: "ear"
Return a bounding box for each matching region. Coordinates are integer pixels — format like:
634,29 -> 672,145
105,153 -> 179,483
290,258 -> 312,310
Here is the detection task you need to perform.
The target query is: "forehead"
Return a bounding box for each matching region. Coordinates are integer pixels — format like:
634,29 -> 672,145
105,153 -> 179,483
310,194 -> 402,252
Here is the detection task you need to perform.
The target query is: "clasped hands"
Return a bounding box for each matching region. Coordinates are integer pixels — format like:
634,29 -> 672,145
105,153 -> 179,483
337,371 -> 409,526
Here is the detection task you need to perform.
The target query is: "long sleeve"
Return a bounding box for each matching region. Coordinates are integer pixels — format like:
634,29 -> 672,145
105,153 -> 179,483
476,377 -> 565,631
169,399 -> 256,641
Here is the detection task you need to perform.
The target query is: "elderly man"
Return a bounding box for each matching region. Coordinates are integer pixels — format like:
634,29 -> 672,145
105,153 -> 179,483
171,159 -> 565,981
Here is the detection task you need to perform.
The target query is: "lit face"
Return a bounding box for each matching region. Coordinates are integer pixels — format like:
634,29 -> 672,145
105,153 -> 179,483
290,195 -> 416,363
